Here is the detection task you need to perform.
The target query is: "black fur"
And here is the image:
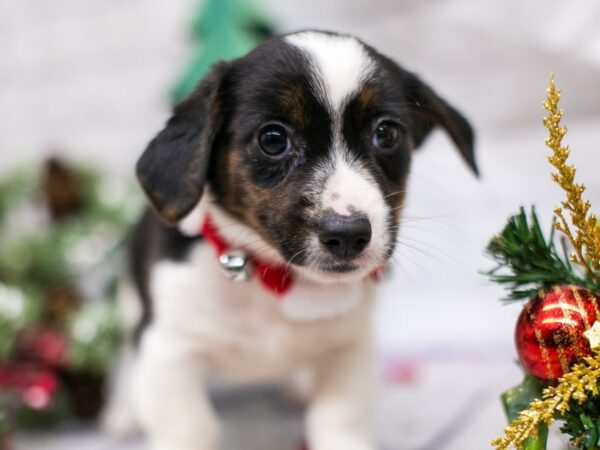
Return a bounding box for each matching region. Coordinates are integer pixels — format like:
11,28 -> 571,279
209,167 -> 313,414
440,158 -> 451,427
401,70 -> 477,175
129,209 -> 202,342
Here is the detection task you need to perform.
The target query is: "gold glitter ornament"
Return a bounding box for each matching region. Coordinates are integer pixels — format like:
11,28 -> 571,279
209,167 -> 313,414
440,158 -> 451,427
545,76 -> 600,281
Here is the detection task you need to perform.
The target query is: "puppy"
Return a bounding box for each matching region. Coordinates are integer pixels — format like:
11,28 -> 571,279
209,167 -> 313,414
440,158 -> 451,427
105,30 -> 477,450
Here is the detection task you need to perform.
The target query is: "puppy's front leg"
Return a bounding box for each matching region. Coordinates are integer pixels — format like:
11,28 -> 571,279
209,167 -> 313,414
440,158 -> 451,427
306,330 -> 376,450
133,328 -> 218,450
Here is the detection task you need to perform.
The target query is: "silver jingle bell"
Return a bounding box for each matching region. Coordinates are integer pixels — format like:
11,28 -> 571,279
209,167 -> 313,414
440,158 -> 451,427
219,250 -> 252,282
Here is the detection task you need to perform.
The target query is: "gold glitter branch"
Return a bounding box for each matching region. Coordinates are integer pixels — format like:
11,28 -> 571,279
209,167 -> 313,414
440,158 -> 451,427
491,351 -> 600,450
544,76 -> 600,280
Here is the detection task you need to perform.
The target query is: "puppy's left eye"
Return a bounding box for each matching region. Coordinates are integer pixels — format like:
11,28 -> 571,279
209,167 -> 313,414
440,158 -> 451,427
259,125 -> 291,156
372,121 -> 400,149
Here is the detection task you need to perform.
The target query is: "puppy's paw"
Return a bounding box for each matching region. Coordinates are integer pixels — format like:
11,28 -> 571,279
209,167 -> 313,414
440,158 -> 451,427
100,406 -> 140,438
283,369 -> 314,409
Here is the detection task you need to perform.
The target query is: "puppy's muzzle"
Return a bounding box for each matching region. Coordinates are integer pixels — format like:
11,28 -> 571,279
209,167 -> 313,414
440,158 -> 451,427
319,213 -> 372,259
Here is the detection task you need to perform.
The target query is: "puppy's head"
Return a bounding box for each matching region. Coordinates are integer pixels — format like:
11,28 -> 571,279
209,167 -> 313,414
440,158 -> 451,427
137,31 -> 476,282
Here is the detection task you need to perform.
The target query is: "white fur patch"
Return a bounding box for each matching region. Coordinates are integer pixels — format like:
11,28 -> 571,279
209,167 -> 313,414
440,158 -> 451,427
101,343 -> 140,437
286,32 -> 373,110
178,198 -> 208,237
280,278 -> 364,321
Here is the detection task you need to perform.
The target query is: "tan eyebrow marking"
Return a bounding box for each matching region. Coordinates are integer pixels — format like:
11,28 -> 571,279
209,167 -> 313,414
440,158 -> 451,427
280,85 -> 308,128
357,85 -> 379,109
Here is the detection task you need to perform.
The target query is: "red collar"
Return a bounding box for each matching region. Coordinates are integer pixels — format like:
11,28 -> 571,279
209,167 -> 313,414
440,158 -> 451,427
201,215 -> 294,297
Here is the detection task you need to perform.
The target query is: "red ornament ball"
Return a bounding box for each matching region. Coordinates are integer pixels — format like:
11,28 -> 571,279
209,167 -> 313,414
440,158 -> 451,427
515,285 -> 600,380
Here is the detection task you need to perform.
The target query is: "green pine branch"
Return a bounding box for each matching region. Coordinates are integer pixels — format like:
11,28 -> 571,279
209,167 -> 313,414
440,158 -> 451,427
560,391 -> 600,449
484,207 -> 599,301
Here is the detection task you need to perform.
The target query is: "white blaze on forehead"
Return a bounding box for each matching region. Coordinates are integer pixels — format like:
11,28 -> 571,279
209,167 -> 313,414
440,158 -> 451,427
286,32 -> 374,110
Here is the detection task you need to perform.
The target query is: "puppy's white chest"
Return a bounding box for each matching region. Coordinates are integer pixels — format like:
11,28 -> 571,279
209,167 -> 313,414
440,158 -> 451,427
148,243 -> 374,380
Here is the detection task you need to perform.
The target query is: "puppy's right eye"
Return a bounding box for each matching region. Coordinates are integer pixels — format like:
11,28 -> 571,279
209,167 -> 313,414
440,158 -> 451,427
372,120 -> 400,149
258,125 -> 291,157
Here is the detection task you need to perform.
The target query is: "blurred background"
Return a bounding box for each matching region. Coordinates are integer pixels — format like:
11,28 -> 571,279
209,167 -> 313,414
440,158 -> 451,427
2,0 -> 600,449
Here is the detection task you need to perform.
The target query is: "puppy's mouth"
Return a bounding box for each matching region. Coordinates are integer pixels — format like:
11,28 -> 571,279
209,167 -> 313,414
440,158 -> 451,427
292,236 -> 389,281
281,249 -> 362,274
314,261 -> 359,273
292,251 -> 385,284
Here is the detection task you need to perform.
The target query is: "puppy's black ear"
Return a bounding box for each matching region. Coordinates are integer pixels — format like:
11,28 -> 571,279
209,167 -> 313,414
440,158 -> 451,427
136,62 -> 230,226
404,72 -> 478,176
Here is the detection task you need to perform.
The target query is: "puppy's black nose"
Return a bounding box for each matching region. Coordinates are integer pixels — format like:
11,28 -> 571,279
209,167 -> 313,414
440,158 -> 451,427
319,213 -> 372,259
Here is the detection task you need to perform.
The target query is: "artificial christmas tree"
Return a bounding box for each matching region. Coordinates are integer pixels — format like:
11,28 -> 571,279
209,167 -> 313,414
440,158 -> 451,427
171,0 -> 273,102
0,158 -> 136,436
